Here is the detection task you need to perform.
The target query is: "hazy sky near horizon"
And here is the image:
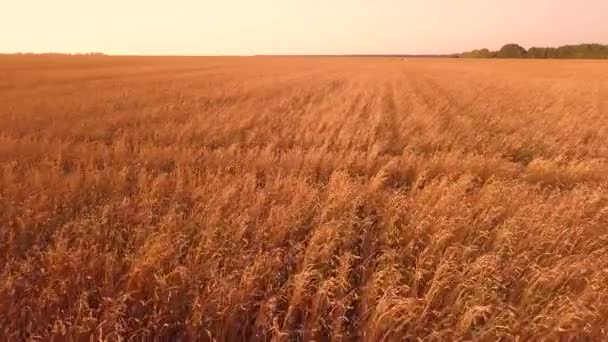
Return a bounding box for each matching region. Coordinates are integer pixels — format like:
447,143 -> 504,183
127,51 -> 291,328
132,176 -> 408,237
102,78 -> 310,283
2,0 -> 608,55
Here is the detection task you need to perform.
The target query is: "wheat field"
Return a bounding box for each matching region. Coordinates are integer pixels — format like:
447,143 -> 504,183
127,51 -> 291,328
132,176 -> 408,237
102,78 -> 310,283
1,55 -> 607,341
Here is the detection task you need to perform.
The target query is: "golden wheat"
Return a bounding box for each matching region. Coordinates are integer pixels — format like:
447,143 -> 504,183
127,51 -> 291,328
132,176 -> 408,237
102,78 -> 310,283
0,55 -> 607,341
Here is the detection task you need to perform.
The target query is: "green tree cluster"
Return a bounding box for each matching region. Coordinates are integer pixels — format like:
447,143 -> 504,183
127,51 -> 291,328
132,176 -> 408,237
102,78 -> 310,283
497,44 -> 527,58
458,43 -> 608,59
460,48 -> 496,58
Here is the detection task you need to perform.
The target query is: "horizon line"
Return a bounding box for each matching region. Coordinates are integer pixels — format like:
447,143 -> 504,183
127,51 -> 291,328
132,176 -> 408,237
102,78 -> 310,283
2,42 -> 607,58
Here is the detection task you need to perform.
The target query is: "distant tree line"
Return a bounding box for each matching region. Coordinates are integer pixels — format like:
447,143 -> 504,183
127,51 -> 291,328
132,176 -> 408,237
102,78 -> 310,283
457,43 -> 608,59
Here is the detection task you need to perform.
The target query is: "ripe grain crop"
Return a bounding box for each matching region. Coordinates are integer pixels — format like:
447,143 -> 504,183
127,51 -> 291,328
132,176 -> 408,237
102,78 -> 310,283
0,55 -> 607,341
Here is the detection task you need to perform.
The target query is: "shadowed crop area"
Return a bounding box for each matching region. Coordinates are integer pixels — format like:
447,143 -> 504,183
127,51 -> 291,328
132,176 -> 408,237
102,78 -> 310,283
1,55 -> 607,341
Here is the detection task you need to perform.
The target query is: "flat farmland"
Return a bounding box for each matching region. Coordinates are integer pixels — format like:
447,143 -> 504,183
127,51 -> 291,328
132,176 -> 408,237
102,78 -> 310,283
1,55 -> 607,340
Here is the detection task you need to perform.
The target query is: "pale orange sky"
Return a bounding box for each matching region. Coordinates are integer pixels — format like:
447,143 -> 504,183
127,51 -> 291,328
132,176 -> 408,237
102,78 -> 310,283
2,0 -> 608,55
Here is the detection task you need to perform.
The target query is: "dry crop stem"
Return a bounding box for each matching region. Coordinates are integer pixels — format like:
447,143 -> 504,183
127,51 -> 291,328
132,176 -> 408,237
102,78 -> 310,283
0,55 -> 607,341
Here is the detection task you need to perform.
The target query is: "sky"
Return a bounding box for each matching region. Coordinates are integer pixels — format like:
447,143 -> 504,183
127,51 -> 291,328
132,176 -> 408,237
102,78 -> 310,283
2,0 -> 608,55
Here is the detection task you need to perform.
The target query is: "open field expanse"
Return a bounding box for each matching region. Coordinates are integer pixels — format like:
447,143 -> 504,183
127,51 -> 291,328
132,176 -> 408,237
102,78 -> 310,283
1,55 -> 607,340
